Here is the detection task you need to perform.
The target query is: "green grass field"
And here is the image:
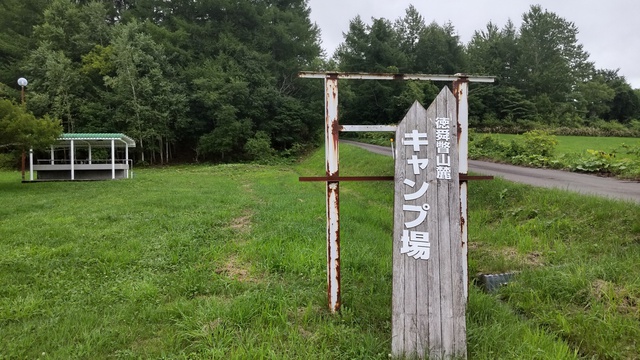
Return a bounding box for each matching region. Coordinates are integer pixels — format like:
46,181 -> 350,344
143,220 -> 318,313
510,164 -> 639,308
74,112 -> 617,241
491,134 -> 640,160
1,145 -> 639,358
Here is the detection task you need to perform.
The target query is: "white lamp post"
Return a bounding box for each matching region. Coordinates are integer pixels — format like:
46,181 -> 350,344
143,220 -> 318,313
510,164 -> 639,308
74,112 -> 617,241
17,77 -> 28,104
17,77 -> 28,180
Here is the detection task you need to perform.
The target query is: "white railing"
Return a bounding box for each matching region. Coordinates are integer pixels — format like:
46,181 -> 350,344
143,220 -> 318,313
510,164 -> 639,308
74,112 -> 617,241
36,159 -> 129,165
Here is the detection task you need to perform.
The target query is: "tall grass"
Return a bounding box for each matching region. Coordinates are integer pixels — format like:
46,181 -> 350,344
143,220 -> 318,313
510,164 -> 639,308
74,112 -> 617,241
0,145 -> 638,358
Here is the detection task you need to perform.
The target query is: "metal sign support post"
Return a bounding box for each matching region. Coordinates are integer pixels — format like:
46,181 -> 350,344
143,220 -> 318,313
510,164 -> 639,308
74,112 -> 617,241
453,78 -> 470,300
324,75 -> 341,313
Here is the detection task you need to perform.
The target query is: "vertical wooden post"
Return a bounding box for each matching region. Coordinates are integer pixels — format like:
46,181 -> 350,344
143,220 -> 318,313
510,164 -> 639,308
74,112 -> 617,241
392,87 -> 465,359
21,151 -> 25,181
325,75 -> 341,313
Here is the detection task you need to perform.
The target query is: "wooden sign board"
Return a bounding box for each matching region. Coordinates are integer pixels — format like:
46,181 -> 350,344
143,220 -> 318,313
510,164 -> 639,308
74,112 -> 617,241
392,87 -> 466,359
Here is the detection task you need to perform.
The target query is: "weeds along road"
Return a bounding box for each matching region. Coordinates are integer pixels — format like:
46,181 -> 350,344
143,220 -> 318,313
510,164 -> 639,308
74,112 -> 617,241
341,140 -> 640,204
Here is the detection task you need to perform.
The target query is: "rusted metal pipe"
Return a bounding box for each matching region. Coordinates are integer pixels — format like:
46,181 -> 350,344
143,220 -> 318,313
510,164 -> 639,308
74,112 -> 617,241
453,76 -> 470,301
299,175 -> 491,182
340,125 -> 397,132
299,71 -> 495,83
300,176 -> 394,182
325,76 -> 341,313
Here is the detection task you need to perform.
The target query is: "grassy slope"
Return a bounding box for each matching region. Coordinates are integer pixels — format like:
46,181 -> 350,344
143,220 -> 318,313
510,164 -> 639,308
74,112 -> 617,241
468,177 -> 640,358
0,145 -> 638,359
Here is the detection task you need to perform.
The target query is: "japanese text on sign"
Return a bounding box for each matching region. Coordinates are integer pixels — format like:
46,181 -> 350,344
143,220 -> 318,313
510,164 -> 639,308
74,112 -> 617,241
435,117 -> 451,180
399,117 -> 452,260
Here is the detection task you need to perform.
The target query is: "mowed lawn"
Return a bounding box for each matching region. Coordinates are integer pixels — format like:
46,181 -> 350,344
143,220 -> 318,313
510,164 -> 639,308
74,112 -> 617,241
491,134 -> 640,160
1,145 -> 639,359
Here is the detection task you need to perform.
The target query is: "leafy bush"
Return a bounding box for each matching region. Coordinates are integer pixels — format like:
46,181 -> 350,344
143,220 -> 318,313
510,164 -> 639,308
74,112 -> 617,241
521,130 -> 558,157
511,154 -> 552,167
621,142 -> 640,157
0,152 -> 17,169
592,119 -> 628,132
568,150 -> 614,173
493,131 -> 557,165
469,133 -> 510,159
567,149 -> 636,175
244,131 -> 275,163
470,130 -> 557,167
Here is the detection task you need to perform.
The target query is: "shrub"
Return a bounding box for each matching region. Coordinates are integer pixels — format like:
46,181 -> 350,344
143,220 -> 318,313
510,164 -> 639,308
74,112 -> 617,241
503,130 -> 558,163
0,152 -> 18,170
620,142 -> 640,157
511,154 -> 552,167
244,131 -> 275,163
469,130 -> 558,165
564,149 -> 637,176
521,130 -> 558,157
469,134 -> 510,160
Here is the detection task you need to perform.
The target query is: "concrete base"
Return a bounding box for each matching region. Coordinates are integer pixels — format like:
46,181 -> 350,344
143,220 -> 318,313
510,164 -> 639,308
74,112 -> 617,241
36,169 -> 127,180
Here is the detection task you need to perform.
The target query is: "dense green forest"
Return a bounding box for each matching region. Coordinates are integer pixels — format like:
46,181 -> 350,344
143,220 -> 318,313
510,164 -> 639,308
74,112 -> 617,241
1,1 -> 638,163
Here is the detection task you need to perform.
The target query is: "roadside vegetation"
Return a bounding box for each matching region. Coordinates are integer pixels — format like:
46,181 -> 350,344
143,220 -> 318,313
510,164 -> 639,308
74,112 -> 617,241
1,144 -> 638,358
469,131 -> 640,179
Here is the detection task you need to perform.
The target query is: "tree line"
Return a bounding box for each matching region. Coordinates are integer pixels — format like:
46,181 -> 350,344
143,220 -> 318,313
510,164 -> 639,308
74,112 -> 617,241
1,0 -> 325,164
335,5 -> 640,132
1,1 -> 638,164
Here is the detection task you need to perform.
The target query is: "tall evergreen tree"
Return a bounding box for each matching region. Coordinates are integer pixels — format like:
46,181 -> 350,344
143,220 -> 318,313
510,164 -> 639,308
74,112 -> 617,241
394,4 -> 426,69
0,0 -> 49,85
516,5 -> 593,107
335,16 -> 411,125
598,69 -> 640,123
414,21 -> 466,74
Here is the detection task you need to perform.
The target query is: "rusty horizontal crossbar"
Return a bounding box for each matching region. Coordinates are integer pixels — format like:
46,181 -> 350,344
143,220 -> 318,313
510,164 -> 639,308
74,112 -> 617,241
299,176 -> 394,182
299,175 -> 493,182
340,125 -> 397,132
299,71 -> 495,83
460,175 -> 494,181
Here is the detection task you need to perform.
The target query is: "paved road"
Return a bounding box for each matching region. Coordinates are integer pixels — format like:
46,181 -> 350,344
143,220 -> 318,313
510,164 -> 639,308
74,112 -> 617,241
342,140 -> 640,204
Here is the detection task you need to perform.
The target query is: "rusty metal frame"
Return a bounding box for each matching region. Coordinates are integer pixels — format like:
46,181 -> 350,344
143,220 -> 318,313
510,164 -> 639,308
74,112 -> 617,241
300,71 -> 495,83
300,71 -> 494,313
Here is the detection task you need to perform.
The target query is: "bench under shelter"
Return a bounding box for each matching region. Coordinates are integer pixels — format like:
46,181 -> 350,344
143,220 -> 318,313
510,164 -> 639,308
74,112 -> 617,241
28,133 -> 136,181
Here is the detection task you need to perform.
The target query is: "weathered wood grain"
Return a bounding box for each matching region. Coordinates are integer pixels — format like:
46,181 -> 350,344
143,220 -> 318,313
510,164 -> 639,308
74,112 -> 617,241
392,87 -> 465,359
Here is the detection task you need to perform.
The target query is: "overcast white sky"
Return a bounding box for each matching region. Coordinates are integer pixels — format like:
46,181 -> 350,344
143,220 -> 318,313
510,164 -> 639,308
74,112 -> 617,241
307,0 -> 640,88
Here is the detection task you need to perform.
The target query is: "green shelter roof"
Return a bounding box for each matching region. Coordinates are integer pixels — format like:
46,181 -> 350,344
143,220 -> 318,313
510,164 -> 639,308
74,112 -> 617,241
58,133 -> 136,147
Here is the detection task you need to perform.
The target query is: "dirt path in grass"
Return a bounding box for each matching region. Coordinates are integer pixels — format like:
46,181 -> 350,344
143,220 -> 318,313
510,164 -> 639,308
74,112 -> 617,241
342,140 -> 640,204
